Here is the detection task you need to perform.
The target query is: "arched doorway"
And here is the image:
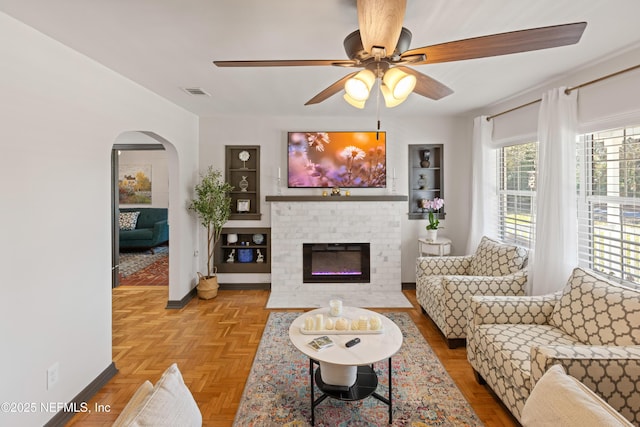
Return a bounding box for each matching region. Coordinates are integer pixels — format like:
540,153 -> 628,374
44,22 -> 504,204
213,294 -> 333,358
111,131 -> 179,296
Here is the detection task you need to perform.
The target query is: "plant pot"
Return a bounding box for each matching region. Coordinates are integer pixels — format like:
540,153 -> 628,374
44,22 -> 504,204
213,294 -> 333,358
197,272 -> 219,299
425,229 -> 438,242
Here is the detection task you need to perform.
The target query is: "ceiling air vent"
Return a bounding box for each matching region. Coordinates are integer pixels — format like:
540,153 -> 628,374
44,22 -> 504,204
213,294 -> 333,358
182,87 -> 210,96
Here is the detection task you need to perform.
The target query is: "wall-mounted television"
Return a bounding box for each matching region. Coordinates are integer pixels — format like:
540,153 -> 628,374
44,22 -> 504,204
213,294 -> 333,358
287,131 -> 386,188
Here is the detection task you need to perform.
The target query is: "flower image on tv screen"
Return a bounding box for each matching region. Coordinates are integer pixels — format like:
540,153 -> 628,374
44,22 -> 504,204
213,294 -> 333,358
287,131 -> 386,188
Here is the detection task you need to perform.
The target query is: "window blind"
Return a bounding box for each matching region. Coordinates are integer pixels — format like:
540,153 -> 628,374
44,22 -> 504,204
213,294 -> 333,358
577,125 -> 640,287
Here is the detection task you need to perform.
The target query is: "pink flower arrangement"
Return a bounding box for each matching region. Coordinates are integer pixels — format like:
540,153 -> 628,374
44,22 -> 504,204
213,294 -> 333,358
421,197 -> 444,230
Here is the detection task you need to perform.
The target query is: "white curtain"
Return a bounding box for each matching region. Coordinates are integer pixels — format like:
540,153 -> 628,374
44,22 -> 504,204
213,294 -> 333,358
466,116 -> 495,254
530,87 -> 578,295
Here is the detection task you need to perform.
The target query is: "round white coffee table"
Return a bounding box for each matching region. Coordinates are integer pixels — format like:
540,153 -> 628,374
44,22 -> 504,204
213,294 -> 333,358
288,306 -> 403,425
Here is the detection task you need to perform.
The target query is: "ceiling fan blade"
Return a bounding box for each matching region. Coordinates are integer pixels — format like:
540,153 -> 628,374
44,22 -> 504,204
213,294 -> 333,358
305,71 -> 359,105
213,59 -> 356,67
357,0 -> 406,56
396,67 -> 453,100
401,22 -> 587,65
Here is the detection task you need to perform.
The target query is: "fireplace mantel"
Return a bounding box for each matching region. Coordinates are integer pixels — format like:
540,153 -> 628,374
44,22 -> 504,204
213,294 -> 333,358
265,195 -> 407,202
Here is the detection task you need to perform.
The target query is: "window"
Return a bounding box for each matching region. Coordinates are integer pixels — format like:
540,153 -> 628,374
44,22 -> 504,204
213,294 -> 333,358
577,125 -> 640,287
497,142 -> 537,248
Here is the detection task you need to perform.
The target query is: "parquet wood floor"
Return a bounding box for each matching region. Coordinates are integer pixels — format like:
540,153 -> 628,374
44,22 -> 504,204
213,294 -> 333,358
66,288 -> 517,426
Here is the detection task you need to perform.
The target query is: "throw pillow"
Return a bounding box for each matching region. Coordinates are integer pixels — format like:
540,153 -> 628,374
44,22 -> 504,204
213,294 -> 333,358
521,364 -> 633,426
112,380 -> 153,427
119,211 -> 140,231
120,363 -> 202,427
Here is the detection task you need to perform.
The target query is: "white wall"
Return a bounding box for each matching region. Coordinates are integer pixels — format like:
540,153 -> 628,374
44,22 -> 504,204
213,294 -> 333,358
199,114 -> 471,284
0,12 -> 199,427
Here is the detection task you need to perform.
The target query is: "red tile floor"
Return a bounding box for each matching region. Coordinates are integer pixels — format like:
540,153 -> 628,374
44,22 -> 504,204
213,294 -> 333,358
119,255 -> 168,286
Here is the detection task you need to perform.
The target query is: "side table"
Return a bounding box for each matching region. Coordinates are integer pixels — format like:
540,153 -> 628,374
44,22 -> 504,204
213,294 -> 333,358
418,236 -> 452,256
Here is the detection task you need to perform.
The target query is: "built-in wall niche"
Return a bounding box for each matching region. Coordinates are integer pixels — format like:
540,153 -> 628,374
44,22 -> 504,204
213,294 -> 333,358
214,227 -> 270,274
225,145 -> 261,220
408,144 -> 445,220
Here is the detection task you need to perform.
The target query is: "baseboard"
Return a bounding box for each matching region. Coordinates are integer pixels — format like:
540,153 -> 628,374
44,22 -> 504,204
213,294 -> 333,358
44,362 -> 118,427
166,286 -> 197,309
402,282 -> 416,290
218,282 -> 271,290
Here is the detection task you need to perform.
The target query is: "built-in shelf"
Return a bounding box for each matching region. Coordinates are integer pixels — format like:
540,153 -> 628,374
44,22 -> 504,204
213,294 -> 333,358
214,227 -> 270,274
408,144 -> 445,220
226,145 -> 262,220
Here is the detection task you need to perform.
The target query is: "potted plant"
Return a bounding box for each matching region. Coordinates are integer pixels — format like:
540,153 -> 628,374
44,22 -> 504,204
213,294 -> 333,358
421,197 -> 445,242
188,166 -> 233,299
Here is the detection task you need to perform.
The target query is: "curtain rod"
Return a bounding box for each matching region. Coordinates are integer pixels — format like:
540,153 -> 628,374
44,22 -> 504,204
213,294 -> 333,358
486,63 -> 640,121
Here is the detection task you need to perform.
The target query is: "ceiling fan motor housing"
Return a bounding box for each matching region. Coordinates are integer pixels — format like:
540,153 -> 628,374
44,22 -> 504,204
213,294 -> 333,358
344,27 -> 413,61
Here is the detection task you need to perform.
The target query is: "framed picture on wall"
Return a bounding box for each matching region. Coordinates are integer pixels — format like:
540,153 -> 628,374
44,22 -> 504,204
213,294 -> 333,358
119,164 -> 152,204
237,199 -> 250,213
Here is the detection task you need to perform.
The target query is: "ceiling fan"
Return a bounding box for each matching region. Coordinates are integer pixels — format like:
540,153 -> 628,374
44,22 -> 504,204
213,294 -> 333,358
213,0 -> 586,109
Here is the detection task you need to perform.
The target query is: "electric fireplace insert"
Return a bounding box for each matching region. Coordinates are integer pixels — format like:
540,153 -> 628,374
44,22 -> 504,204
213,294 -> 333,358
302,243 -> 370,283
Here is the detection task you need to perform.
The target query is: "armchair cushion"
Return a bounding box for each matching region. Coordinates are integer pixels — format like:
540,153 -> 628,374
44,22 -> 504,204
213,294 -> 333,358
469,236 -> 528,276
549,268 -> 640,346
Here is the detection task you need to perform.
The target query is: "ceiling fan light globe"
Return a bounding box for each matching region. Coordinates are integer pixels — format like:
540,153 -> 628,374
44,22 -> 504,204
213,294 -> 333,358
343,93 -> 366,109
380,84 -> 406,107
344,69 -> 375,101
383,68 -> 416,99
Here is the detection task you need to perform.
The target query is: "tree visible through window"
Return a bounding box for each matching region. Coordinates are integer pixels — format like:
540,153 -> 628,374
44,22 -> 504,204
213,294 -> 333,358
497,142 -> 537,248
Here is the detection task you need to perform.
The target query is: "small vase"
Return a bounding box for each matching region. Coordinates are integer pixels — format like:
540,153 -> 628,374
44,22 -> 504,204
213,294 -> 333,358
425,229 -> 438,242
417,174 -> 427,190
420,149 -> 431,168
239,176 -> 249,192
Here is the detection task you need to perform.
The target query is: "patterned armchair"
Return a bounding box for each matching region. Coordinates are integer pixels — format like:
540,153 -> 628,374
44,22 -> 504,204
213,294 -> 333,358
415,236 -> 528,348
467,267 -> 640,424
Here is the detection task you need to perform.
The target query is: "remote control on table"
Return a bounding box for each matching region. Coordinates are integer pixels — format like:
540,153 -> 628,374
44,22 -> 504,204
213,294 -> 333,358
345,338 -> 360,348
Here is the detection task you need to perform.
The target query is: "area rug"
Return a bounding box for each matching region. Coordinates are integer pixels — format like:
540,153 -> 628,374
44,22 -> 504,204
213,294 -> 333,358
119,245 -> 168,277
233,312 -> 483,426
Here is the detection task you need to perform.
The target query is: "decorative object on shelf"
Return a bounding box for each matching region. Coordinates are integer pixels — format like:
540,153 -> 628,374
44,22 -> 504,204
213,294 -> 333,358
188,166 -> 233,299
423,197 -> 445,241
237,199 -> 251,213
345,190 -> 351,196
331,186 -> 341,196
252,233 -> 264,245
227,233 -> 238,244
256,249 -> 264,263
226,249 -> 236,263
409,144 -> 444,220
322,190 -> 328,197
237,248 -> 253,263
238,175 -> 249,192
420,149 -> 431,168
417,174 -> 427,190
238,150 -> 250,169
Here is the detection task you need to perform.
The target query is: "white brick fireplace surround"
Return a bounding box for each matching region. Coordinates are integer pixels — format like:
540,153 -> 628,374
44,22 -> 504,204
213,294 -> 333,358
266,195 -> 412,308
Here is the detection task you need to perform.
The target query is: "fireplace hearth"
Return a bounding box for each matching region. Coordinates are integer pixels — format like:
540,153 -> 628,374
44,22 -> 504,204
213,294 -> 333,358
303,243 -> 370,283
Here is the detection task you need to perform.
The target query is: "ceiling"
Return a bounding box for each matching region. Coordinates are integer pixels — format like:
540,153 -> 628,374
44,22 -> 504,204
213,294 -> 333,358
2,0 -> 640,118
